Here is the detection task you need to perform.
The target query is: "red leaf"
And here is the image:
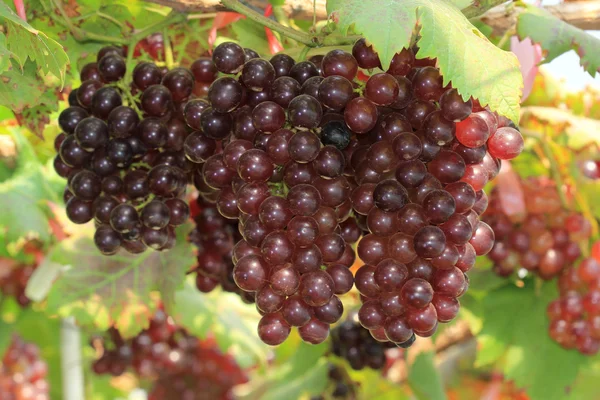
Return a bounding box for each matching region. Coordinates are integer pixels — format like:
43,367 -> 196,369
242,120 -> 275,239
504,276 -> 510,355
13,0 -> 26,22
496,161 -> 527,223
209,12 -> 244,50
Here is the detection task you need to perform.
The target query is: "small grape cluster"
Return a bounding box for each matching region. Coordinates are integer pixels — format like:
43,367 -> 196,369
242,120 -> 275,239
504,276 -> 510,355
54,45 -> 192,255
484,177 -> 590,279
0,336 -> 49,400
547,244 -> 600,355
189,195 -> 255,303
331,317 -> 396,370
0,263 -> 35,307
91,310 -> 247,398
189,39 -> 522,347
311,364 -> 358,400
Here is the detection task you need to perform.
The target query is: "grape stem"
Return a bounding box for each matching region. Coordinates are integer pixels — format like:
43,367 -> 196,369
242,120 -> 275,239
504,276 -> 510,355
462,0 -> 513,19
220,0 -> 360,47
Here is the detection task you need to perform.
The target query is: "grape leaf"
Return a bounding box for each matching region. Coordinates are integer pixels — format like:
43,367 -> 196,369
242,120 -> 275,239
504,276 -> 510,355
326,0 -> 522,123
0,60 -> 56,114
0,1 -> 69,85
408,351 -> 447,400
238,338 -> 329,400
476,280 -> 588,400
0,125 -> 61,244
39,227 -> 194,338
0,33 -> 19,74
517,4 -> 600,77
15,103 -> 58,138
173,281 -> 268,368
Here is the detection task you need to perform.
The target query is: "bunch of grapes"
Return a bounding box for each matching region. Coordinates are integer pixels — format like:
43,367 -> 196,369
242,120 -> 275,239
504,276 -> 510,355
311,364 -> 358,400
54,45 -> 192,255
0,263 -> 36,307
187,38 -> 523,347
547,244 -> 600,355
0,336 -> 49,400
189,195 -> 255,303
91,310 -> 247,398
484,177 -> 590,279
330,317 -> 396,370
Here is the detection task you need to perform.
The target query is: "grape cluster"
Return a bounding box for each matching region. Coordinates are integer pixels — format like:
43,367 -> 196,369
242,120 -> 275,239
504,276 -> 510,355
188,39 -> 522,346
0,336 -> 49,400
547,245 -> 600,355
55,45 -> 192,255
311,364 -> 358,400
484,177 -> 590,279
91,310 -> 247,398
189,195 -> 255,303
0,263 -> 35,307
331,317 -> 396,370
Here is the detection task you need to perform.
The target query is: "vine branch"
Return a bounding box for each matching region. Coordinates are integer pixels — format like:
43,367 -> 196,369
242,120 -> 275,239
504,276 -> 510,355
461,0 -> 512,19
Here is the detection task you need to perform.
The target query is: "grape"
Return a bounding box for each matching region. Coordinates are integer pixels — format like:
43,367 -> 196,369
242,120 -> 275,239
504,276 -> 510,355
445,182 -> 476,213
261,230 -> 294,265
237,149 -> 273,183
74,117 -> 109,151
313,145 -> 345,178
344,97 -> 378,134
322,49 -> 358,81
439,88 -> 472,121
412,66 -> 444,101
162,68 -> 194,102
288,95 -> 323,129
98,54 -> 126,82
191,57 -> 218,83
91,86 -> 122,119
108,106 -> 140,138
414,226 -> 446,258
241,58 -> 275,91
212,42 -> 245,74
366,141 -> 397,173
432,267 -> 466,297
393,132 -> 422,161
184,131 -> 216,163
365,73 -> 399,106
77,79 -> 103,108
352,38 -> 381,69
422,189 -> 456,224
141,85 -> 173,117
403,100 -> 437,130
432,294 -> 460,322
201,108 -> 233,140
372,179 -> 408,211
110,204 -> 139,233
395,159 -> 427,188
165,198 -> 189,225
81,62 -> 101,81
358,300 -> 385,329
148,165 -> 181,196
59,106 -> 89,134
270,53 -> 296,77
388,233 -> 417,263
320,120 -> 351,150
357,234 -> 388,265
301,75 -> 324,98
440,213 -> 473,245
133,62 -> 162,90
66,197 -> 94,224
401,278 -> 434,309
487,127 -> 524,160
207,77 -> 243,113
298,318 -> 330,344
387,48 -> 415,76
423,110 -> 455,146
315,233 -> 345,262
327,265 -> 355,295
70,170 -> 101,201
469,221 -> 495,256
289,60 -> 319,85
292,244 -> 323,274
256,286 -> 285,313
233,255 -> 268,292
97,45 -> 124,61
455,114 -> 490,148
318,75 -> 354,111
300,271 -> 335,307
94,225 -> 122,255
270,267 -> 300,297
428,150 -> 466,183
141,200 -> 170,230
252,101 -> 286,133
270,76 -> 301,108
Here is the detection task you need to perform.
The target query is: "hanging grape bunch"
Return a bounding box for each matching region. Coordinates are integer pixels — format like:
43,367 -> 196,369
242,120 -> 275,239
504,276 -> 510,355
54,46 -> 193,255
91,310 -> 247,398
484,176 -> 590,279
0,336 -> 49,400
189,195 -> 256,303
187,39 -> 523,347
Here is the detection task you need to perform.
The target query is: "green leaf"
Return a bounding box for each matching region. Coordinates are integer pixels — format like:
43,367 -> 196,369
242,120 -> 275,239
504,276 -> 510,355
173,281 -> 268,368
0,126 -> 60,244
0,1 -> 69,85
0,33 -> 20,74
0,60 -> 56,114
408,351 -> 447,400
477,281 -> 588,400
41,227 -> 194,338
326,0 -> 522,123
231,18 -> 271,56
269,0 -> 286,5
517,4 -> 600,77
